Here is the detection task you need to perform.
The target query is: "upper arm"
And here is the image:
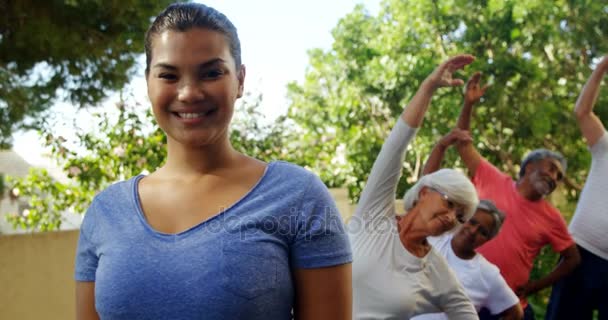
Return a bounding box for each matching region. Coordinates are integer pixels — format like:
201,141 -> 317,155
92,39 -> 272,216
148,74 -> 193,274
293,264 -> 352,320
76,281 -> 99,320
559,244 -> 581,266
500,304 -> 524,320
354,119 -> 418,221
456,142 -> 482,177
440,266 -> 478,320
576,112 -> 606,147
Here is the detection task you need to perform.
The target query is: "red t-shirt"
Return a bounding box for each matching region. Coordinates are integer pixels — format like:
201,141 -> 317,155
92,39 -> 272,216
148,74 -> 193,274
474,159 -> 574,306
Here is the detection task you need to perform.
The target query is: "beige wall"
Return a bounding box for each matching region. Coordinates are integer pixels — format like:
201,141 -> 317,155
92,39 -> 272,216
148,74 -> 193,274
0,230 -> 78,320
0,189 -> 395,319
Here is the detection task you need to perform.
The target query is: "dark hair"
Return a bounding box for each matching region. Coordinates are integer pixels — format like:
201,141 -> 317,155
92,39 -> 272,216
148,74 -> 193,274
519,148 -> 567,179
476,199 -> 505,239
144,3 -> 242,74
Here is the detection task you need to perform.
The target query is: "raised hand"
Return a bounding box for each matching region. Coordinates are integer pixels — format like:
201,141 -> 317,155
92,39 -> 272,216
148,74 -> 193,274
426,54 -> 476,89
438,128 -> 473,149
464,71 -> 489,106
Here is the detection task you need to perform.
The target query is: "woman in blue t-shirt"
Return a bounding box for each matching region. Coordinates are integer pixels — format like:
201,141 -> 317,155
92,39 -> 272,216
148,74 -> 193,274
74,3 -> 352,319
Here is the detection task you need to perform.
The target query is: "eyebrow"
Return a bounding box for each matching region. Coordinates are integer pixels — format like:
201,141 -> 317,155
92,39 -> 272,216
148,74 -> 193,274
152,58 -> 226,70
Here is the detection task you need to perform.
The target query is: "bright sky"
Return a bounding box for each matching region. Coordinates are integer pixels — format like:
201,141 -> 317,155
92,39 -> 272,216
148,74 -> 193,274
13,0 -> 381,166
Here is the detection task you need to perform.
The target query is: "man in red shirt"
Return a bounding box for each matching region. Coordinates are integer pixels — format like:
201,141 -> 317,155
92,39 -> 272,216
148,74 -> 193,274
454,72 -> 581,320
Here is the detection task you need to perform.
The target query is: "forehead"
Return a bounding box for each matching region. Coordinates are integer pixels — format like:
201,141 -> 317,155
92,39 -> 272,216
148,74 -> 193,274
150,28 -> 234,66
472,210 -> 495,228
538,157 -> 564,173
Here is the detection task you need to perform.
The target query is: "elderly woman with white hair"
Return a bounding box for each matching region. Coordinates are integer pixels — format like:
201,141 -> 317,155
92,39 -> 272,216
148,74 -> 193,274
349,55 -> 480,320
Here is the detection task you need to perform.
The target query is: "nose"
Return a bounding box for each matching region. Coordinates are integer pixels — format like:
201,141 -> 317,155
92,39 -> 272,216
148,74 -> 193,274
444,211 -> 457,227
178,81 -> 205,103
469,224 -> 480,235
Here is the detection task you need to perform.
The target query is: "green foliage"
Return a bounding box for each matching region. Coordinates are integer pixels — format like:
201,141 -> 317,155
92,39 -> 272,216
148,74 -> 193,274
288,0 -> 608,205
5,95 -> 293,231
0,0 -> 176,148
286,0 -> 608,314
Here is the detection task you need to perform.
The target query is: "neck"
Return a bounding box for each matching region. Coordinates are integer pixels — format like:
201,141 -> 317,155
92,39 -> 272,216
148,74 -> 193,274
161,136 -> 240,177
450,237 -> 476,260
396,209 -> 431,256
515,179 -> 543,201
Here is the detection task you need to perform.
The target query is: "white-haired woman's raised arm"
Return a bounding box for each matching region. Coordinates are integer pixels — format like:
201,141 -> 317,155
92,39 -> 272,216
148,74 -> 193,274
354,55 -> 475,223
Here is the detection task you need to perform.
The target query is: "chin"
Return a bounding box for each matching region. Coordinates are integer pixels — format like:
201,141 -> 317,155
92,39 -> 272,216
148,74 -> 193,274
429,227 -> 450,237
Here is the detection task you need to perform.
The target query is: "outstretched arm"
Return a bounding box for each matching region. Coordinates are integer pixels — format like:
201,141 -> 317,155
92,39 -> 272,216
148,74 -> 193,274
354,55 -> 475,221
455,71 -> 488,177
516,244 -> 580,298
422,129 -> 472,175
574,56 -> 608,147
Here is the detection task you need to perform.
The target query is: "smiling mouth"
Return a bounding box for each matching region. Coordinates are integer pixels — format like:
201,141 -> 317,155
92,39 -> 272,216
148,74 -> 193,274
437,216 -> 452,230
174,109 -> 217,119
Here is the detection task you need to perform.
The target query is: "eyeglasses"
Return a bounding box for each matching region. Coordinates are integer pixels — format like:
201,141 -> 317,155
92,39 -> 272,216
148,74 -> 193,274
429,187 -> 466,223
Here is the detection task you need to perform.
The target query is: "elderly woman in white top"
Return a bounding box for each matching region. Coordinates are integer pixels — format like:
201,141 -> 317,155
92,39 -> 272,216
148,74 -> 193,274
408,74 -> 524,320
349,55 -> 480,320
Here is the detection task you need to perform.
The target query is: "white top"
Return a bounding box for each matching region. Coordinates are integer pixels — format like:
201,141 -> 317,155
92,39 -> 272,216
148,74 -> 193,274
411,235 -> 519,320
349,118 -> 477,320
569,132 -> 608,260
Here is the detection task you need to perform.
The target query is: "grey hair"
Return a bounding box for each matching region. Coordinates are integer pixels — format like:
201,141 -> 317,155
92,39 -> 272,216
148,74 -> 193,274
401,169 -> 479,231
519,149 -> 567,179
476,199 -> 505,239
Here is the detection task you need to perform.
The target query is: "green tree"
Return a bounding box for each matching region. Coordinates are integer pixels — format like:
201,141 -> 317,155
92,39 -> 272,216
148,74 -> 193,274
287,0 -> 608,315
5,93 -> 294,232
289,0 -> 608,204
0,0 -> 176,148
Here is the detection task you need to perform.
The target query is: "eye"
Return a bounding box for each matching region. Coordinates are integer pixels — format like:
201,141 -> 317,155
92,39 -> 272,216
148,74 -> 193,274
200,69 -> 224,79
446,200 -> 455,209
457,214 -> 466,224
479,228 -> 490,238
158,73 -> 178,81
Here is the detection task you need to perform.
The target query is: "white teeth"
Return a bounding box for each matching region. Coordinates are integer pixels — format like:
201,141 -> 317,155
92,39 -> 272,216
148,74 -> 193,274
177,112 -> 206,119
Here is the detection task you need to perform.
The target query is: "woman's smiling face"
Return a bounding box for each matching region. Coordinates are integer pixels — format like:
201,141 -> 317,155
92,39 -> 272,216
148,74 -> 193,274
146,28 -> 245,148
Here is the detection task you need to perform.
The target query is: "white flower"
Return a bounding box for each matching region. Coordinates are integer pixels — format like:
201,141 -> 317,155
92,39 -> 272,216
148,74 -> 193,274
68,166 -> 82,176
113,146 -> 126,157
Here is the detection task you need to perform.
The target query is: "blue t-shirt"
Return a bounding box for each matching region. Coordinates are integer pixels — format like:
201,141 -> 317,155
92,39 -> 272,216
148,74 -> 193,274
75,161 -> 352,320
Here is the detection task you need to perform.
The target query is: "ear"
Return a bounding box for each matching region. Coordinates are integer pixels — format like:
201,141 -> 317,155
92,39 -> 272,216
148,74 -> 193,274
236,64 -> 246,98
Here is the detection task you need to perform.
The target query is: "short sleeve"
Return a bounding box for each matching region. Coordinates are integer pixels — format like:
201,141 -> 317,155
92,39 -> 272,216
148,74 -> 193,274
546,207 -> 575,252
590,132 -> 608,158
439,272 -> 478,320
472,159 -> 512,195
483,263 -> 519,315
290,175 -> 353,268
74,200 -> 100,281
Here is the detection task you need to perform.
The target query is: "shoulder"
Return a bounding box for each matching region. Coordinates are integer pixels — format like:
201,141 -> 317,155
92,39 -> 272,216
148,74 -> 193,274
477,254 -> 501,280
474,158 -> 513,184
266,161 -> 326,193
268,161 -> 317,180
255,161 -> 334,211
93,176 -> 140,206
590,131 -> 608,155
427,234 -> 451,252
539,200 -> 567,222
